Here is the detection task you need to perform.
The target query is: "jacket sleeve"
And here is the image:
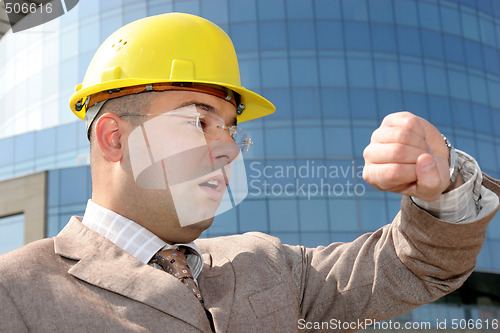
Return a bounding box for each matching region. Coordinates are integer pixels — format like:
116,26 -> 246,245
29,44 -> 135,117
0,282 -> 29,333
283,175 -> 500,330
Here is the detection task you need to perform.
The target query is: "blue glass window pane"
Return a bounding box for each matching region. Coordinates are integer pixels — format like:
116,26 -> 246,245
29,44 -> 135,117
440,6 -> 461,35
295,127 -> 324,156
374,60 -> 401,90
348,59 -> 374,88
56,122 -> 78,153
461,11 -> 480,41
314,0 -> 342,20
288,21 -> 315,49
421,30 -> 444,60
123,3 -> 147,25
322,88 -> 350,118
400,63 -> 425,93
473,104 -> 493,135
269,199 -> 299,232
100,0 -> 122,11
299,200 -> 328,231
265,128 -> 295,157
210,208 -> 237,236
316,21 -> 344,50
344,22 -> 371,51
292,88 -> 321,118
393,0 -> 418,27
424,95 -> 453,126
425,65 -> 448,96
397,26 -> 421,56
301,232 -> 330,247
418,2 -> 440,31
202,0 -> 228,25
483,46 -> 500,76
476,0 -> 493,14
286,0 -> 313,19
350,89 -> 377,119
259,21 -> 287,51
59,58 -> 78,92
324,127 -> 353,157
47,170 -> 59,207
477,141 -> 498,171
231,23 -> 258,52
371,23 -> 397,53
238,200 -> 268,233
257,0 -> 285,20
352,127 -> 372,158
479,18 -> 496,47
488,81 -> 500,109
319,57 -> 347,87
0,137 -> 14,167
359,199 -> 388,232
79,19 -> 100,54
469,76 -> 488,105
14,132 -> 34,163
490,241 -> 500,271
79,0 -> 99,17
35,127 -> 56,158
173,0 -> 200,15
291,58 -> 318,87
239,59 -> 260,91
463,40 -> 484,70
368,0 -> 393,23
262,88 -> 291,118
448,70 -> 470,100
229,0 -> 256,22
270,233 -> 300,245
443,35 -> 465,65
99,12 -> 122,42
329,199 -> 358,232
59,167 -> 90,206
455,136 -> 477,157
451,100 -> 473,131
404,92 -> 430,120
342,0 -> 368,21
261,58 -> 289,88
148,0 -> 173,15
377,91 -> 404,118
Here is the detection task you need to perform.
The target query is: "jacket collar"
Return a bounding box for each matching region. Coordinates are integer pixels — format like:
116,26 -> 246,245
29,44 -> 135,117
54,217 -> 213,331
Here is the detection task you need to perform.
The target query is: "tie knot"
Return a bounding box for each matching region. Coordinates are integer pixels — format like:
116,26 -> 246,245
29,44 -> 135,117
154,248 -> 192,279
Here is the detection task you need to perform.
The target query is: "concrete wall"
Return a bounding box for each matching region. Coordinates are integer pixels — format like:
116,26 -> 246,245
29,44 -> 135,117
0,171 -> 47,243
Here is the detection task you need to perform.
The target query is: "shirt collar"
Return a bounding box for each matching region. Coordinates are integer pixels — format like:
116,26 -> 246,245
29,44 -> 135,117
81,200 -> 204,278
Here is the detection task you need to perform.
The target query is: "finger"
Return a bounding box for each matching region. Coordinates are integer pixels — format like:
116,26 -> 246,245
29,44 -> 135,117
363,163 -> 417,191
380,112 -> 427,139
363,143 -> 427,164
370,126 -> 430,152
414,153 -> 447,201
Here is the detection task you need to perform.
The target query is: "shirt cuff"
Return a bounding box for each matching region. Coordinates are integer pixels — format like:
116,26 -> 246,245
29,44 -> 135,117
411,150 -> 483,223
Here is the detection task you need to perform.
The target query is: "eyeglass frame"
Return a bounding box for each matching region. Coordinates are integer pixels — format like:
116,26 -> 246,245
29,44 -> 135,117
117,105 -> 254,153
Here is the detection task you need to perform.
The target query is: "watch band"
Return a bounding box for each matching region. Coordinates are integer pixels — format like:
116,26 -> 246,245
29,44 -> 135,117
442,135 -> 459,184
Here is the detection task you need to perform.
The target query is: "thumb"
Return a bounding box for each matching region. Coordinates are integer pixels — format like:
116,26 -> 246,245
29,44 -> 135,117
415,153 -> 445,201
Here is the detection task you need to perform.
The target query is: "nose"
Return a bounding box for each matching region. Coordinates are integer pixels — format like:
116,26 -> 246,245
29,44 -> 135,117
207,138 -> 240,171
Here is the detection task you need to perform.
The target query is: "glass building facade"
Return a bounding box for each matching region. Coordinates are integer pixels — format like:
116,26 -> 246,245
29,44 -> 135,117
1,0 -> 499,328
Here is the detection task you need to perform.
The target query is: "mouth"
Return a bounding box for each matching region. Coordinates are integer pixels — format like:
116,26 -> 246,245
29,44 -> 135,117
198,173 -> 228,201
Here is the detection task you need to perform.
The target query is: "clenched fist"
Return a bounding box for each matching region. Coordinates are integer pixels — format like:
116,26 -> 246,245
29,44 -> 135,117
363,112 -> 463,202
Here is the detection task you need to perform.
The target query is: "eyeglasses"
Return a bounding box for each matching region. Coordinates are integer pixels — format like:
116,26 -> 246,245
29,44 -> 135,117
119,105 -> 253,153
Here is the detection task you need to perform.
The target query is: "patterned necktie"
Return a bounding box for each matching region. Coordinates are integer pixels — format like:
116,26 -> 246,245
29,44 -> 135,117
152,248 -> 204,304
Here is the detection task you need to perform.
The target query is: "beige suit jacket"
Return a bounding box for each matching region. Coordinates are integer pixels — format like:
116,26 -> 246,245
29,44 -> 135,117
1,175 -> 499,332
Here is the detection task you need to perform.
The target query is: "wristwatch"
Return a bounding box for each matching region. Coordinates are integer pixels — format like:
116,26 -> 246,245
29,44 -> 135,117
442,135 -> 459,184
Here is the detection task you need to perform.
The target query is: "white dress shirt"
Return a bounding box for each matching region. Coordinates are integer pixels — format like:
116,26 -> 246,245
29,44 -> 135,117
81,200 -> 204,279
412,150 -> 499,223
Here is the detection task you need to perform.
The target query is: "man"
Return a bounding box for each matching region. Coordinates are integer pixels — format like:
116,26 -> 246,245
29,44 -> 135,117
1,13 -> 499,333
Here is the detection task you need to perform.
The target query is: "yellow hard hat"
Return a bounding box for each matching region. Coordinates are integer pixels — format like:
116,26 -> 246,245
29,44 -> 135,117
69,12 -> 275,123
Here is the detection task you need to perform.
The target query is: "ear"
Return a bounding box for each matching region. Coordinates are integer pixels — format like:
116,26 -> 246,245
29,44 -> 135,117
94,113 -> 125,162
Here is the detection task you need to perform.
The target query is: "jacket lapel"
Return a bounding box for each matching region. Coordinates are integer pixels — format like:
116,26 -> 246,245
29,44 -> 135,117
54,217 -> 212,332
198,252 -> 235,333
